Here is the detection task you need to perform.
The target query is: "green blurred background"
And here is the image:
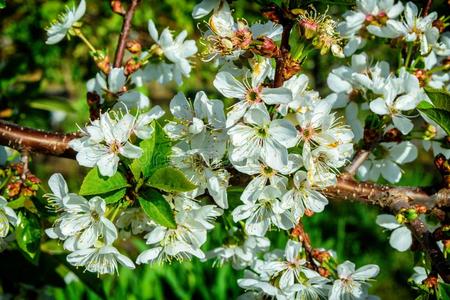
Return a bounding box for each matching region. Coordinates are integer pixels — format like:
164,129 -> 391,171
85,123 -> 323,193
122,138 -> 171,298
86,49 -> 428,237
0,0 -> 447,299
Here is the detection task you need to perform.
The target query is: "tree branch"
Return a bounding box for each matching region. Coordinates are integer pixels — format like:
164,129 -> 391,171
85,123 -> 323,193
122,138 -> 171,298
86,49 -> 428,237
0,120 -> 78,159
113,0 -> 140,68
273,20 -> 293,88
324,175 -> 450,282
423,0 -> 433,16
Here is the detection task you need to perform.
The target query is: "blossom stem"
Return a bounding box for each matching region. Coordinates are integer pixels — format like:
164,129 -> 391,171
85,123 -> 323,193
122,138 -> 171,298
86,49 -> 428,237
404,43 -> 414,68
74,30 -> 97,54
345,150 -> 370,176
113,0 -> 140,68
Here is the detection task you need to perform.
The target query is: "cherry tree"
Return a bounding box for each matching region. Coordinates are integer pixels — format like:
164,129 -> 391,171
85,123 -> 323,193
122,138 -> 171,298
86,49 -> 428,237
0,0 -> 449,298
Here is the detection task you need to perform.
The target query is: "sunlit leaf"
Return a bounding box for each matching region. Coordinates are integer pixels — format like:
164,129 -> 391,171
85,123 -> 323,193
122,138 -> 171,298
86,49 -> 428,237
418,108 -> 450,135
16,211 -> 41,264
138,188 -> 176,229
79,167 -> 128,195
147,166 -> 196,193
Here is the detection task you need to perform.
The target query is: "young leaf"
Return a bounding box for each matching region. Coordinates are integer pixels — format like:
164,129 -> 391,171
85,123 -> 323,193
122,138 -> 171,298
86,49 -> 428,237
138,122 -> 172,178
79,167 -> 128,196
418,108 -> 450,135
424,87 -> 450,111
16,211 -> 41,264
147,166 -> 196,193
101,188 -> 127,204
138,188 -> 176,229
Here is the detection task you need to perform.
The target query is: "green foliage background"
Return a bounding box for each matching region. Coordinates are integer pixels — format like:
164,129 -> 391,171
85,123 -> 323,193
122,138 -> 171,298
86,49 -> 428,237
0,0 -> 447,299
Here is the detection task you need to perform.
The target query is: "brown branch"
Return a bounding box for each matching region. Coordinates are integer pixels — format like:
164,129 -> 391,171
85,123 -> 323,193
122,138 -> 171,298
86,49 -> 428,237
0,120 -> 78,159
345,150 -> 370,176
273,21 -> 293,88
423,0 -> 433,16
113,0 -> 140,68
324,175 -> 450,283
291,219 -> 318,271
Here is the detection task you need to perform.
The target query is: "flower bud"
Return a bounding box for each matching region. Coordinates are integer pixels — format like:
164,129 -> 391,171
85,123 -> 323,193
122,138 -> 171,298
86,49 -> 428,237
432,19 -> 445,33
405,208 -> 418,221
111,0 -> 126,15
7,182 -> 21,197
126,40 -> 142,54
299,18 -> 319,39
395,213 -> 406,224
424,276 -> 438,289
383,128 -> 402,142
414,69 -> 428,87
124,58 -> 141,75
251,37 -> 280,58
318,267 -> 330,278
414,204 -> 427,214
95,55 -> 111,74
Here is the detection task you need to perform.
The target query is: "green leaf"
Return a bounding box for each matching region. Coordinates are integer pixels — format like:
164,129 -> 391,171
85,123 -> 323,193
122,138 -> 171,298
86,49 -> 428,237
138,122 -> 172,178
147,167 -> 196,193
138,188 -> 176,229
79,167 -> 128,196
0,0 -> 5,9
16,211 -> 41,264
424,87 -> 450,111
418,108 -> 450,135
29,99 -> 76,113
438,282 -> 450,300
101,188 -> 127,204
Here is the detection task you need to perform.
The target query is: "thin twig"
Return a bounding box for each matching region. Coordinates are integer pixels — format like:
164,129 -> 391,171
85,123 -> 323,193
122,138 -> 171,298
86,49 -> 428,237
345,150 -> 370,176
113,0 -> 140,68
423,0 -> 433,16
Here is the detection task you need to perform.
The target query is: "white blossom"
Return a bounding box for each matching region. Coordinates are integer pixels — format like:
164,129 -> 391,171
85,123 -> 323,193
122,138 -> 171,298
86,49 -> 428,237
228,105 -> 298,171
87,67 -> 150,109
214,71 -> 292,127
69,112 -> 143,177
376,214 -> 412,252
0,196 -> 17,238
46,0 -> 86,45
357,141 -> 417,183
192,0 -> 221,19
232,186 -> 295,237
148,20 -> 198,85
338,0 -> 404,56
281,170 -> 329,219
329,261 -> 379,300
369,68 -> 423,134
67,244 -> 135,275
371,2 -> 439,55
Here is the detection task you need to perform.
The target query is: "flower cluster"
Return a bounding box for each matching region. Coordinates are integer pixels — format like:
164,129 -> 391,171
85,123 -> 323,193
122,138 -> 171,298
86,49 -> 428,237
45,174 -> 135,274
33,0 -> 450,298
70,108 -> 164,177
237,240 -> 379,299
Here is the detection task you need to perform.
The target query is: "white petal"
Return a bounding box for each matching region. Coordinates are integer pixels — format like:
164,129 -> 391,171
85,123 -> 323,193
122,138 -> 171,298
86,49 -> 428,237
389,226 -> 412,252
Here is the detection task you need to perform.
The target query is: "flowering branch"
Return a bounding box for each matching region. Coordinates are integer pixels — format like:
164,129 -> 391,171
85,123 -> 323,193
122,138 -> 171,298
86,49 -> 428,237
0,120 -> 78,159
113,0 -> 140,68
324,175 -> 450,283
